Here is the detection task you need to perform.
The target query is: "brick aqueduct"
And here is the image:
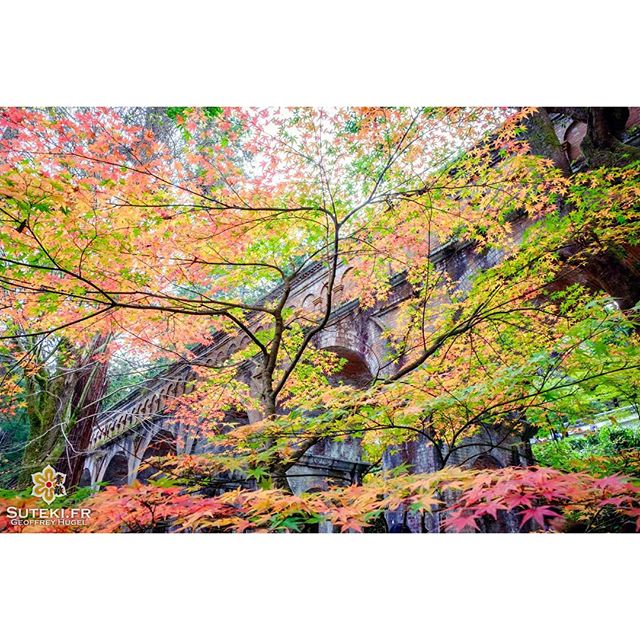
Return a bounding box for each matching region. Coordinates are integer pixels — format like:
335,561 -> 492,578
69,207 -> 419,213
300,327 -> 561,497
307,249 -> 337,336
80,111 -> 640,532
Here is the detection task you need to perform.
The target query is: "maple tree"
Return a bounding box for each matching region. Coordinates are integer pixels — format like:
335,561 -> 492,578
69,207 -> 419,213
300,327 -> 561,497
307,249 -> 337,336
0,106 -> 638,533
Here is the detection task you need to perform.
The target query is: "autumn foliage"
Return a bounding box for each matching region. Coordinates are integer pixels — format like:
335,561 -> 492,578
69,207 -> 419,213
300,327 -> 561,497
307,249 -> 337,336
3,465 -> 640,533
1,106 -> 639,533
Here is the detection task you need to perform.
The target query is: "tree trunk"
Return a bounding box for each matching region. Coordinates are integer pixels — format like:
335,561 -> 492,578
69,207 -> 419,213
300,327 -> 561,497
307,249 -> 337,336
55,334 -> 110,488
547,107 -> 640,168
522,109 -> 571,176
18,335 -> 110,489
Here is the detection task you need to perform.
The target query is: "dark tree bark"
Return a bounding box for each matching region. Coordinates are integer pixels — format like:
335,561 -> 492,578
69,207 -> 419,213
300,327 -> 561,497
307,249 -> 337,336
521,108 -> 571,176
18,335 -> 110,488
55,334 -> 111,488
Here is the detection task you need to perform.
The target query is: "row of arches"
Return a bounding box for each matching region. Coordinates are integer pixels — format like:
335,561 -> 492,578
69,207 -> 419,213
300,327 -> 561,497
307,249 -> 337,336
93,265 -> 377,447
83,428 -> 179,488
296,267 -> 360,314
86,329 -> 522,534
86,342 -> 377,493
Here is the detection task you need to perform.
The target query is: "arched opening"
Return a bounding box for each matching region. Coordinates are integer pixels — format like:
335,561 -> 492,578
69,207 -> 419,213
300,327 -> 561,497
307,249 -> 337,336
336,267 -> 358,305
299,345 -> 372,478
137,430 -> 176,483
470,453 -> 503,470
78,467 -> 92,488
324,346 -> 373,389
102,453 -> 129,486
315,284 -> 329,313
222,408 -> 250,430
300,293 -> 316,310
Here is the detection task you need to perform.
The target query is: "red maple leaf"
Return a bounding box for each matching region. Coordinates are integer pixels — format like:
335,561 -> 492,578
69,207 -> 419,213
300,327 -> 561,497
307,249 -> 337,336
446,511 -> 481,532
519,506 -> 559,528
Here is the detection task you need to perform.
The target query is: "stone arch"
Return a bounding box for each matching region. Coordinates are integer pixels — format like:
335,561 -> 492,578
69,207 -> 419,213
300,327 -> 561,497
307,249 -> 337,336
221,403 -> 251,439
101,452 -> 129,486
150,393 -> 161,415
336,267 -> 357,304
199,351 -> 215,367
316,283 -> 329,312
323,346 -> 373,389
470,453 -> 503,470
188,403 -> 252,455
315,322 -> 380,381
292,343 -> 373,478
78,467 -> 92,488
137,429 -> 177,483
339,267 -> 355,287
301,293 -> 315,308
221,343 -> 234,360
